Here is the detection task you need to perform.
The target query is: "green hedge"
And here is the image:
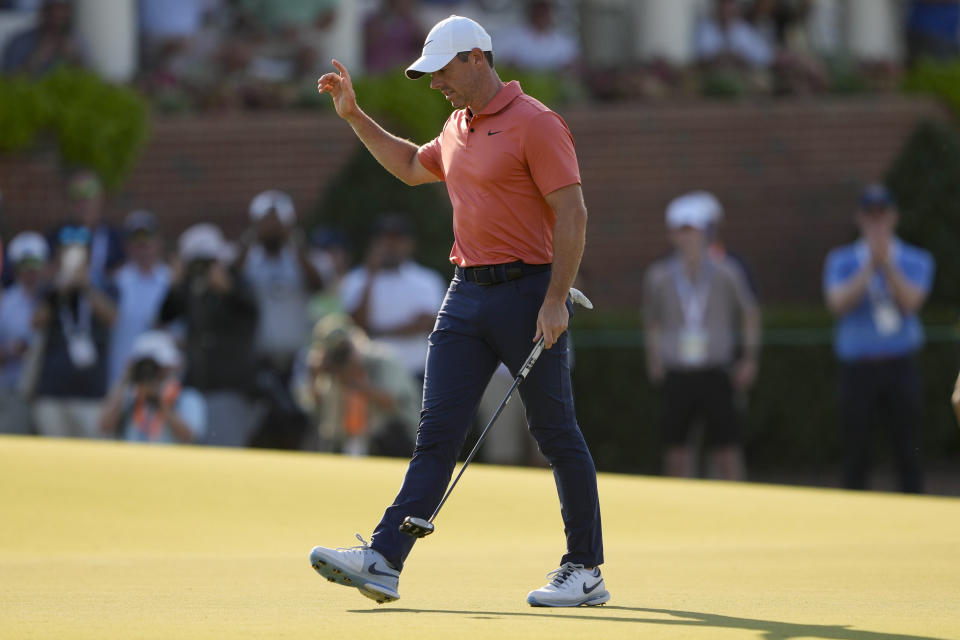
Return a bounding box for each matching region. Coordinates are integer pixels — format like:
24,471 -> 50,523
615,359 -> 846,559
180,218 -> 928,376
885,119 -> 960,305
902,58 -> 960,118
0,66 -> 150,189
570,321 -> 960,477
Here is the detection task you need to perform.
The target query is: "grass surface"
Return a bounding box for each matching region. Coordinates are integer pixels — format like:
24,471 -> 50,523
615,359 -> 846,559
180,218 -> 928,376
1,435 -> 959,640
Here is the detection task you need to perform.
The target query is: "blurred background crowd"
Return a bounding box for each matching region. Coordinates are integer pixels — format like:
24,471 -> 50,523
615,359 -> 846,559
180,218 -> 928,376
1,0 -> 959,495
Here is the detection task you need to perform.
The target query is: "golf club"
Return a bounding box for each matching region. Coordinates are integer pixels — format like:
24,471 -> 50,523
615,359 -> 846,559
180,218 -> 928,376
400,287 -> 594,538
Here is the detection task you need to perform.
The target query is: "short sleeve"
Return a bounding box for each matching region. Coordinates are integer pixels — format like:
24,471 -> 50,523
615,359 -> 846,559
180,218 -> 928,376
417,135 -> 445,181
901,249 -> 935,293
640,267 -> 662,328
823,248 -> 858,293
176,388 -> 208,441
523,111 -> 581,197
339,268 -> 366,313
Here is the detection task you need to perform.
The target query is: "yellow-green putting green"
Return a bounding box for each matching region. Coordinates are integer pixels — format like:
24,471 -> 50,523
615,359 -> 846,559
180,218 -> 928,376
1,435 -> 958,639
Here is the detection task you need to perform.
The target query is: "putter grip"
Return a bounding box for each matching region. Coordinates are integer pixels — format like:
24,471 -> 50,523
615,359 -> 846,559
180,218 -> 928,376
519,338 -> 546,380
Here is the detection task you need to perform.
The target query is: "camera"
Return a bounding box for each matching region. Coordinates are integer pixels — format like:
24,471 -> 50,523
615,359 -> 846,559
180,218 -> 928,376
130,357 -> 162,383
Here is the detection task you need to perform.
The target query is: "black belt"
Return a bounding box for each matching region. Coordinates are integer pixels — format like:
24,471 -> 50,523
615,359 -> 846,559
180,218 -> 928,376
456,262 -> 551,286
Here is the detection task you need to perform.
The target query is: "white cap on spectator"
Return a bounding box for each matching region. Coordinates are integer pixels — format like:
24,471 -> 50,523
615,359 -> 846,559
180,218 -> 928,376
686,190 -> 724,224
666,192 -> 716,230
8,231 -> 49,264
249,189 -> 295,226
178,223 -> 233,262
406,15 -> 493,79
130,330 -> 180,368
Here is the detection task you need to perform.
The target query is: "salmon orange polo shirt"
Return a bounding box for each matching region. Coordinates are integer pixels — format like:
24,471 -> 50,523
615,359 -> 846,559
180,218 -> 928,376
417,80 -> 582,268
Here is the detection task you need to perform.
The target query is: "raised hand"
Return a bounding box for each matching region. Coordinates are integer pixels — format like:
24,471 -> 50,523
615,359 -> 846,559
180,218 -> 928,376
317,59 -> 359,120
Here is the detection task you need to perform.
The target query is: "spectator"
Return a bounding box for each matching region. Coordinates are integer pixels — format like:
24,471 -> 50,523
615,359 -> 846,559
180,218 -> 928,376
746,0 -> 827,94
642,192 -> 761,480
238,190 -> 323,374
363,0 -> 425,74
159,223 -> 260,446
299,313 -> 420,456
695,0 -> 775,70
0,231 -> 50,434
100,329 -> 206,443
107,210 -> 172,386
236,189 -> 323,449
49,169 -> 125,290
700,190 -> 759,297
340,213 -> 446,384
228,0 -> 337,99
307,226 -> 351,321
1,0 -> 85,75
906,0 -> 960,65
138,0 -> 221,63
495,0 -> 580,72
31,224 -> 118,438
823,184 -> 935,494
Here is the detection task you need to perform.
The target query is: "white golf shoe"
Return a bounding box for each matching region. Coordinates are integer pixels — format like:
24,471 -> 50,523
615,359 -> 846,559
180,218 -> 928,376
309,534 -> 401,604
526,562 -> 610,607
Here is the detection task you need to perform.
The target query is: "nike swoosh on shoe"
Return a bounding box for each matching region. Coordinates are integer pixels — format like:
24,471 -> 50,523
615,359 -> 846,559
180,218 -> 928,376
582,581 -> 603,594
368,562 -> 399,577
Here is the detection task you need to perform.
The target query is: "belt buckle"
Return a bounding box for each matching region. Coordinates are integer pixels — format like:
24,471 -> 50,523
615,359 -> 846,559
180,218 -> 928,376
475,266 -> 494,286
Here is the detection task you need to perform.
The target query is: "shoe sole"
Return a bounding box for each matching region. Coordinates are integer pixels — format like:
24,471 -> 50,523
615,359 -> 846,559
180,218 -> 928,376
310,551 -> 400,605
527,590 -> 610,607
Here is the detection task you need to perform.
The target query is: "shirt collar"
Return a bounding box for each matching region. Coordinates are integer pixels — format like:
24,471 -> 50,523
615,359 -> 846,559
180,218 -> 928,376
467,81 -> 522,119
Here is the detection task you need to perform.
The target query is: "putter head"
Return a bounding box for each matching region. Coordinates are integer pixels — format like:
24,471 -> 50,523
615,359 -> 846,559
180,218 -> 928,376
399,516 -> 435,538
569,287 -> 594,310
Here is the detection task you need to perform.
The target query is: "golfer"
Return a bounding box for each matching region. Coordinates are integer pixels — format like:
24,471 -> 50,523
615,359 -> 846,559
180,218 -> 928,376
309,15 -> 607,608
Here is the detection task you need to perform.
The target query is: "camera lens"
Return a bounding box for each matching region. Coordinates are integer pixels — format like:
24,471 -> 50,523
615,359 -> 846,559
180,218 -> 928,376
131,358 -> 161,383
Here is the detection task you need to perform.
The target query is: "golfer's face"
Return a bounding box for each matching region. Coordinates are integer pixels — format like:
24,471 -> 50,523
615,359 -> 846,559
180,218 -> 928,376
430,54 -> 475,109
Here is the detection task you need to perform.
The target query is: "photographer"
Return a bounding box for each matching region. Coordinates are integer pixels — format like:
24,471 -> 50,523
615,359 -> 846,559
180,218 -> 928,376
100,330 -> 206,444
299,314 -> 419,457
159,223 -> 260,447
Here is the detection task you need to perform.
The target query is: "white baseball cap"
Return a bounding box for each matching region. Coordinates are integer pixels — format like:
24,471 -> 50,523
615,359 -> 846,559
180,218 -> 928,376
130,330 -> 181,368
406,15 -> 493,79
178,223 -> 233,262
249,189 -> 295,226
8,231 -> 49,264
665,192 -> 718,230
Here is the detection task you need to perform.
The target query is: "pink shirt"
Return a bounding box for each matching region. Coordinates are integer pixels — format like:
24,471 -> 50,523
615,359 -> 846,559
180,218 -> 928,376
417,81 -> 581,267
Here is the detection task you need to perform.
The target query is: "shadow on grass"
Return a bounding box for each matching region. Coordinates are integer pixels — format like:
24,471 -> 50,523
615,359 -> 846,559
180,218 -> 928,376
349,605 -> 948,640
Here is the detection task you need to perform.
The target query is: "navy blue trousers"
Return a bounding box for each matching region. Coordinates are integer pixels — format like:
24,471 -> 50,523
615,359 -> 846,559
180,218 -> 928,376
369,269 -> 604,571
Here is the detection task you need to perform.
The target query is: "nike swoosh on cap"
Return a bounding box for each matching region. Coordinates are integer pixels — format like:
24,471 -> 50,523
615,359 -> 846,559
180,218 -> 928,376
582,580 -> 603,594
424,40 -> 433,46
368,562 -> 398,577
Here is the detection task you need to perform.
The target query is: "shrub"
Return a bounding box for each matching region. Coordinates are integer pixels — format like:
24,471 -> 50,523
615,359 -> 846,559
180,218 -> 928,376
0,66 -> 150,190
885,119 -> 960,305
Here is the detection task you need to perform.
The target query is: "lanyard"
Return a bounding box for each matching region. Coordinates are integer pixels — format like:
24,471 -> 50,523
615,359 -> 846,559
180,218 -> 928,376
671,256 -> 711,329
59,295 -> 92,340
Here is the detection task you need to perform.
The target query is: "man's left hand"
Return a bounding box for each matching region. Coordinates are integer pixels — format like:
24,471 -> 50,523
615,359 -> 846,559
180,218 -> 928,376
535,298 -> 569,349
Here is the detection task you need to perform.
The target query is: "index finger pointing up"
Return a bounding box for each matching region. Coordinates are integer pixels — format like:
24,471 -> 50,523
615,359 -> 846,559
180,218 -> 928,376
331,59 -> 350,81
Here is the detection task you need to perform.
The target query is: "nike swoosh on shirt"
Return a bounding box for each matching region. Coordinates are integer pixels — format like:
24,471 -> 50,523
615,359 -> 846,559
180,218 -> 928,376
582,580 -> 603,594
367,562 -> 398,577
487,130 -> 503,136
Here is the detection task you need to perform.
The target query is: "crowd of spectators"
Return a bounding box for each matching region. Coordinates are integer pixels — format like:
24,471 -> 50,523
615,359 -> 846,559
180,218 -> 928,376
3,0 -> 958,108
0,168 -> 450,458
0,171 -> 939,493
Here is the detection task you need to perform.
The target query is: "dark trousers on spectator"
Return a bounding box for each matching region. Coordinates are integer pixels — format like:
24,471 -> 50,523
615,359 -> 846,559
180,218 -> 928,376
368,269 -> 603,571
840,356 -> 924,494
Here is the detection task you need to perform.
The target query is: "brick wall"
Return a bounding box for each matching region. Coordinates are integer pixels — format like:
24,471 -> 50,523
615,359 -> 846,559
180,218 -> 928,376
0,97 -> 946,306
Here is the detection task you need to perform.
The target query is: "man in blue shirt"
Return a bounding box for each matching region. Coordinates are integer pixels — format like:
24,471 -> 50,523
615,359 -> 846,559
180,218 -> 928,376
823,184 -> 935,493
